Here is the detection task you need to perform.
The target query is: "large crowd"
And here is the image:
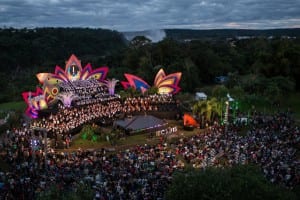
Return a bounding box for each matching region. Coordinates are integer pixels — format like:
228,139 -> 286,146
176,111 -> 300,188
32,94 -> 178,140
0,134 -> 184,199
0,95 -> 299,199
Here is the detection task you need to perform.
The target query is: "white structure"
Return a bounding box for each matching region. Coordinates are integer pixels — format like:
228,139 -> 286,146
195,92 -> 207,100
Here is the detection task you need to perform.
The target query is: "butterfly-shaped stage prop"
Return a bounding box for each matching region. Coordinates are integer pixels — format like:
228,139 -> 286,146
23,54 -> 109,118
121,69 -> 182,94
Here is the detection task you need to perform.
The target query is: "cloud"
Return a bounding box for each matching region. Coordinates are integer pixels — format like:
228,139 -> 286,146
0,0 -> 299,31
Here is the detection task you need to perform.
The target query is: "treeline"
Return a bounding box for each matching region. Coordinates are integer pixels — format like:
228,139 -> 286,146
0,28 -> 300,103
165,28 -> 300,40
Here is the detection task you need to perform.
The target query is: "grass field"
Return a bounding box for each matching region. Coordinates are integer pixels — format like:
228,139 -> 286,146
65,120 -> 200,152
285,93 -> 300,120
0,101 -> 26,112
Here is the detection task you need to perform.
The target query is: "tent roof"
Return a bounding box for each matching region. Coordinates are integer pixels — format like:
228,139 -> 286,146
195,92 -> 207,97
114,115 -> 168,132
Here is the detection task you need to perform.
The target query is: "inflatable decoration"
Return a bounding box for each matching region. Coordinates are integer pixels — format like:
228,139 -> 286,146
36,54 -> 108,103
183,113 -> 199,130
121,69 -> 182,94
23,54 -> 109,118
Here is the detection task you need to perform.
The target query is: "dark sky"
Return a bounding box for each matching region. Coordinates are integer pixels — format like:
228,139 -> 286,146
0,0 -> 299,31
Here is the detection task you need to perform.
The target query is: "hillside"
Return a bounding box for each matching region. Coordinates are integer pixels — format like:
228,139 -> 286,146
1,27 -> 300,104
0,27 -> 127,72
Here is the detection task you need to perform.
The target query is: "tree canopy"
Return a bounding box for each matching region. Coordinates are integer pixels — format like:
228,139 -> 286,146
1,28 -> 300,103
165,165 -> 298,200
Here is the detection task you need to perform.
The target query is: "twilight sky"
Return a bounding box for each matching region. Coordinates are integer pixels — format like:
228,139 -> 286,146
0,0 -> 299,31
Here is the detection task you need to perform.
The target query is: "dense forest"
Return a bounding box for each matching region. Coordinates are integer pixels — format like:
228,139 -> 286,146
0,27 -> 300,104
165,28 -> 300,40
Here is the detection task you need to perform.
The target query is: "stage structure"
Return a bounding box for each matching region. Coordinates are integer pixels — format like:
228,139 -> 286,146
114,115 -> 168,135
22,55 -> 183,119
121,69 -> 182,95
22,54 -> 111,118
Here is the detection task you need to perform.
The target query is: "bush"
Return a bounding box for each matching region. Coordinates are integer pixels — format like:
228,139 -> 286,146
165,165 -> 297,200
80,125 -> 95,141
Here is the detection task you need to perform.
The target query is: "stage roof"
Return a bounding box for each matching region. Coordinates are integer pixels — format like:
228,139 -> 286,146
114,115 -> 168,133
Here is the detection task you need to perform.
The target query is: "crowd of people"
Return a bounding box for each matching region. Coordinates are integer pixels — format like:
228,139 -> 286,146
59,79 -> 107,97
175,111 -> 300,188
59,79 -> 110,107
0,89 -> 299,199
0,132 -> 184,199
122,94 -> 178,114
32,94 -> 178,140
32,98 -> 122,136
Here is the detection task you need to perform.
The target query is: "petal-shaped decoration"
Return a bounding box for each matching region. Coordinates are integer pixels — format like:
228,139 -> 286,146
154,68 -> 166,87
36,73 -> 65,85
155,72 -> 182,88
80,63 -> 92,80
123,74 -> 150,92
157,85 -> 181,95
121,81 -> 131,89
85,66 -> 109,82
153,69 -> 182,94
36,73 -> 50,84
65,54 -> 82,81
54,66 -> 69,82
25,54 -> 112,117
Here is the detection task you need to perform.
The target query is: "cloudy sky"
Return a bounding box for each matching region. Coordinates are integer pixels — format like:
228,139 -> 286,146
0,0 -> 299,31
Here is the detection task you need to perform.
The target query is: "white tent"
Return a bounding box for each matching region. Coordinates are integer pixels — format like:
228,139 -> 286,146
195,92 -> 207,100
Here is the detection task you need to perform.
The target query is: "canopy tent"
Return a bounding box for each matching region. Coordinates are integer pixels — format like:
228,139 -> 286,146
114,115 -> 168,134
195,92 -> 207,100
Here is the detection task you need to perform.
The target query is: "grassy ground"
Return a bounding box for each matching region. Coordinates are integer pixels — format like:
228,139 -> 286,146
284,93 -> 300,120
0,101 -> 26,112
65,120 -> 200,152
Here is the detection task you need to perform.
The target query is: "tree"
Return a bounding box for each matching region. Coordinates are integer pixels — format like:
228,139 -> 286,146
130,36 -> 152,49
212,85 -> 229,100
192,98 -> 222,123
165,165 -> 297,200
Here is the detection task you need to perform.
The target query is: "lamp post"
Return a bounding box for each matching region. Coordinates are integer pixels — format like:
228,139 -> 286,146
224,101 -> 229,125
224,101 -> 229,133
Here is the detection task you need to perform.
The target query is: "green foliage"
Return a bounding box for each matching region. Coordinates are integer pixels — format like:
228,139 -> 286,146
146,86 -> 159,95
193,97 -> 222,122
130,35 -> 152,48
165,165 -> 297,200
0,101 -> 26,112
80,125 -> 94,140
229,86 -> 245,100
212,85 -> 229,100
1,28 -> 300,106
79,124 -> 103,142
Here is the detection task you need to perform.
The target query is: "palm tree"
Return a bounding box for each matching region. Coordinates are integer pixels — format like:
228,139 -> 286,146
193,98 -> 222,124
208,97 -> 222,122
